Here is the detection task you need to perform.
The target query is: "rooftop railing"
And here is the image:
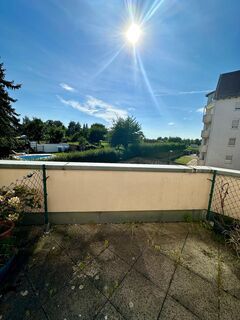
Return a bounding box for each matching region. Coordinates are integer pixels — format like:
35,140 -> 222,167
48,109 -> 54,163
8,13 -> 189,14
0,160 -> 240,224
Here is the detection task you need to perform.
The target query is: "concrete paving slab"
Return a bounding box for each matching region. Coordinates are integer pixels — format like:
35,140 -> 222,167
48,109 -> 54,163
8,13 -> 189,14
28,308 -> 48,320
180,231 -> 219,284
52,224 -> 100,263
0,274 -> 40,320
27,245 -> 74,305
95,302 -> 125,320
139,222 -> 188,261
169,265 -> 219,320
14,226 -> 44,248
84,248 -> 130,298
110,268 -> 165,319
83,225 -> 145,265
219,250 -> 240,299
133,247 -> 175,292
91,225 -> 146,266
1,222 -> 240,320
159,296 -> 199,320
219,291 -> 240,320
43,275 -> 107,319
122,223 -> 151,250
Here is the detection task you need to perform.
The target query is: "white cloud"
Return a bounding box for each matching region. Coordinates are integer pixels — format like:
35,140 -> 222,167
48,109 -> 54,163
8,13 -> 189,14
128,107 -> 136,111
196,107 -> 204,113
58,95 -> 128,123
168,122 -> 175,126
60,83 -> 76,92
155,90 -> 212,97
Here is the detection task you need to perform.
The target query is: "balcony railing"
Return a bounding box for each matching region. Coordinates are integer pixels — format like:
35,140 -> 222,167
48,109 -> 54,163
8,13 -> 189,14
200,144 -> 208,153
203,114 -> 212,124
1,160 -> 240,224
198,159 -> 205,165
201,129 -> 210,138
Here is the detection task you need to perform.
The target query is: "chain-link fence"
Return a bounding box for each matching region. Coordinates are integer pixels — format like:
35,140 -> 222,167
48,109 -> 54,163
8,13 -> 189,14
0,169 -> 48,224
6,170 -> 44,213
207,171 -> 240,232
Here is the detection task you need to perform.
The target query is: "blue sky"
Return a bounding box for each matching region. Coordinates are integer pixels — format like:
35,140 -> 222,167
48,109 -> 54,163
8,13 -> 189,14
0,0 -> 240,138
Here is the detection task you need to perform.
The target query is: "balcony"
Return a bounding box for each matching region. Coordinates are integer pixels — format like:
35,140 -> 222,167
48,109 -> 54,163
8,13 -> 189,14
203,114 -> 212,124
201,129 -> 210,138
200,144 -> 208,153
198,159 -> 205,165
0,161 -> 240,319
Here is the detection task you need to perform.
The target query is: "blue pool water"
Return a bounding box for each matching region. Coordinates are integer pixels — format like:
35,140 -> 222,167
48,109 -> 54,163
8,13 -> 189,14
18,154 -> 53,160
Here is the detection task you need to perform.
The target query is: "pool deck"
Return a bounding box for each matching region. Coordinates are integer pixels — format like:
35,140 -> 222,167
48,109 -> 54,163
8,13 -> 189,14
0,222 -> 240,319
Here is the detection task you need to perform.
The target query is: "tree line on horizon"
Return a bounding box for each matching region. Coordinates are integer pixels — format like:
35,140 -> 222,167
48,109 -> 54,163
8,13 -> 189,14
0,61 -> 201,157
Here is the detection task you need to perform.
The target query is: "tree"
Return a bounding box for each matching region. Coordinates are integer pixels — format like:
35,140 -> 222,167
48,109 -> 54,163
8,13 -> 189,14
67,121 -> 81,137
89,123 -> 107,144
78,136 -> 88,150
82,124 -> 89,139
109,116 -> 143,149
22,117 -> 45,142
47,126 -> 65,143
44,120 -> 66,143
0,62 -> 21,137
168,137 -> 182,143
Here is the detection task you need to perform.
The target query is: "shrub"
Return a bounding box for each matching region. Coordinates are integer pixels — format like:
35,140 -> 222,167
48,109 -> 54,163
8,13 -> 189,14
51,148 -> 121,163
227,223 -> 240,257
0,186 -> 42,222
122,142 -> 186,159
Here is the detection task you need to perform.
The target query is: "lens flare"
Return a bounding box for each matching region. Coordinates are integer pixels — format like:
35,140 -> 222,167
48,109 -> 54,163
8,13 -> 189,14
126,23 -> 142,45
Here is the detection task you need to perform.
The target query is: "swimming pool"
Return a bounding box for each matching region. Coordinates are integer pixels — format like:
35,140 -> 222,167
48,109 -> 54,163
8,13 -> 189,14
17,154 -> 53,161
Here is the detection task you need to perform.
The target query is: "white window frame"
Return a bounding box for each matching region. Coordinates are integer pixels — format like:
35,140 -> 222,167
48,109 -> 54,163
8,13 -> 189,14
228,138 -> 236,146
235,102 -> 240,111
232,119 -> 239,129
225,155 -> 233,164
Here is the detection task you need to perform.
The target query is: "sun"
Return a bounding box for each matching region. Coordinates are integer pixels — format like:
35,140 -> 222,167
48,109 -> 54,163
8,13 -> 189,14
126,23 -> 142,45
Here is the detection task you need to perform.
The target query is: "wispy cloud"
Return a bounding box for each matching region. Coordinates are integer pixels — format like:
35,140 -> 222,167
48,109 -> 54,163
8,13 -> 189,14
155,90 -> 211,97
60,83 -> 76,92
196,107 -> 204,113
168,122 -> 175,126
58,95 -> 128,123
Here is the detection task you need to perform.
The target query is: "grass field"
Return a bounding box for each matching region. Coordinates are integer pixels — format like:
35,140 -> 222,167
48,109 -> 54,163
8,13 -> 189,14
174,155 -> 194,165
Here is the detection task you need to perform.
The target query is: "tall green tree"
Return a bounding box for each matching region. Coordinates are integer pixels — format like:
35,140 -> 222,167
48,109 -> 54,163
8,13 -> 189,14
47,126 -> 65,143
22,117 -> 45,142
110,116 -> 143,149
44,120 -> 66,142
82,124 -> 89,139
89,123 -> 107,144
0,62 -> 21,137
66,121 -> 81,137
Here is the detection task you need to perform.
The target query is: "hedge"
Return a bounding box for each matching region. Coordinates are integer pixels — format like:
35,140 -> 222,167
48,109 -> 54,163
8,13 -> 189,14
50,148 -> 121,163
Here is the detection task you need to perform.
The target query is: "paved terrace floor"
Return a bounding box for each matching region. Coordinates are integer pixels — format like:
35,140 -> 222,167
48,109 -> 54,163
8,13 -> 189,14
0,222 -> 240,319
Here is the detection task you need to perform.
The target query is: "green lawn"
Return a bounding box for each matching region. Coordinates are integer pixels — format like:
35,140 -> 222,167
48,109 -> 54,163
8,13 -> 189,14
174,155 -> 193,165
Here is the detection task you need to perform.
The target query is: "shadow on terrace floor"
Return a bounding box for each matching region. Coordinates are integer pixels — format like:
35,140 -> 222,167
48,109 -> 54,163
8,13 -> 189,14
0,222 -> 240,319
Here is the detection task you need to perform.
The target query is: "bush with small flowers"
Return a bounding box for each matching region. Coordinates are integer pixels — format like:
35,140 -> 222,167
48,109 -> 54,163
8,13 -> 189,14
0,186 -> 42,222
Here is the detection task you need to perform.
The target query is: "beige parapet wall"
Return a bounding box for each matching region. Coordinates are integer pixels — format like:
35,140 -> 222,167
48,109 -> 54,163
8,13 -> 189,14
0,160 -> 240,223
0,161 -> 239,223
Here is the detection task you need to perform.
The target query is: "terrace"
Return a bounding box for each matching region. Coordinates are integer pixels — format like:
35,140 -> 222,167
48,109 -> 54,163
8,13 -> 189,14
0,161 -> 239,319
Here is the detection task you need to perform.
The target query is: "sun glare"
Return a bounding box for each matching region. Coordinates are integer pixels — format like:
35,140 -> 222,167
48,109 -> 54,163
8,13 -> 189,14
126,23 -> 142,45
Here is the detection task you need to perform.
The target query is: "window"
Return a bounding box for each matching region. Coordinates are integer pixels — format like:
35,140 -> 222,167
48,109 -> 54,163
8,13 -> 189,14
228,138 -> 236,146
232,120 -> 239,129
235,102 -> 240,111
225,155 -> 233,164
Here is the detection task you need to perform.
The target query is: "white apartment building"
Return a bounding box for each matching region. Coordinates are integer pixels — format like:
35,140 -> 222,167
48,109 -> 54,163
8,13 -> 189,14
199,70 -> 240,169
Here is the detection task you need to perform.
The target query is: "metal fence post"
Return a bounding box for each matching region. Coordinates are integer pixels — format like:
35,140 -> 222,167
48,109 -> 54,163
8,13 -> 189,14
207,170 -> 217,220
42,164 -> 49,230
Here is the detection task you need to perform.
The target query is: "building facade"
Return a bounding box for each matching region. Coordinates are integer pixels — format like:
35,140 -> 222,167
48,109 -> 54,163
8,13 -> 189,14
199,70 -> 240,169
